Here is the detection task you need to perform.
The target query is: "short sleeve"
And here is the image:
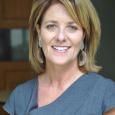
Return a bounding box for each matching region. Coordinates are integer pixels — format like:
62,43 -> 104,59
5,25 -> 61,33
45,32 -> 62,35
3,88 -> 17,115
2,78 -> 37,115
103,79 -> 115,112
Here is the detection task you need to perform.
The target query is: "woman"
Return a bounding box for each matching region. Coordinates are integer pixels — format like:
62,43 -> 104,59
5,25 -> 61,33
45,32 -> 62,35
3,0 -> 115,114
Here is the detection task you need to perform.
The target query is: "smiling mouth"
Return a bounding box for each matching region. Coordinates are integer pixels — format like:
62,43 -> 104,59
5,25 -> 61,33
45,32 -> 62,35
52,46 -> 71,52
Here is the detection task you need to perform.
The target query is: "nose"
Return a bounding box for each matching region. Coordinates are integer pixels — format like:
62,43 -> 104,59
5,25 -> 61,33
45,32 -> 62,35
56,29 -> 65,41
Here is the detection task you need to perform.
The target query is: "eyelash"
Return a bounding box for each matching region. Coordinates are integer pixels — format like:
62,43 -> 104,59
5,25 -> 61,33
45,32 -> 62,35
45,24 -> 78,32
46,24 -> 56,29
67,26 -> 78,31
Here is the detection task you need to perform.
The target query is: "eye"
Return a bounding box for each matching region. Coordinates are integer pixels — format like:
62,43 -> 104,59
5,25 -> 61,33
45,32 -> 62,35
67,25 -> 78,32
46,24 -> 57,30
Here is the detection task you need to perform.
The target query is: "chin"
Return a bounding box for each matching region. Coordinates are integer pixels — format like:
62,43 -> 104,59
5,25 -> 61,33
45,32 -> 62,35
49,58 -> 73,66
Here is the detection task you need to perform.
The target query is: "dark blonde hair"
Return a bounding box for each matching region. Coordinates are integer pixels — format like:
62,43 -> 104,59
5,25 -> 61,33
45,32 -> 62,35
29,0 -> 102,74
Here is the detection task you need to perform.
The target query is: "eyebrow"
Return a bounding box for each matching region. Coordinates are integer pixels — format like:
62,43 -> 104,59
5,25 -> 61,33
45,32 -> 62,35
44,20 -> 57,24
67,21 -> 77,25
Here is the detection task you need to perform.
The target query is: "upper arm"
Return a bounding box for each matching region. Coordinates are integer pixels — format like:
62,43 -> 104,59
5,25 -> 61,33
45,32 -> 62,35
3,88 -> 17,114
102,80 -> 115,113
3,79 -> 36,114
3,84 -> 28,114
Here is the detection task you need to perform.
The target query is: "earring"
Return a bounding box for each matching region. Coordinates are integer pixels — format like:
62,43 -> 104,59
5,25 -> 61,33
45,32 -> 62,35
37,36 -> 43,63
78,41 -> 87,66
79,50 -> 87,66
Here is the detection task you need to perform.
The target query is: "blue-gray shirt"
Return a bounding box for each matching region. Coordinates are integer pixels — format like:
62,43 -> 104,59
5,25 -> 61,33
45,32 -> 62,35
3,72 -> 115,115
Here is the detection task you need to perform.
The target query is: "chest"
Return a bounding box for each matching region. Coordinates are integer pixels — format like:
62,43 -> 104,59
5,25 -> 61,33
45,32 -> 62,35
38,86 -> 65,107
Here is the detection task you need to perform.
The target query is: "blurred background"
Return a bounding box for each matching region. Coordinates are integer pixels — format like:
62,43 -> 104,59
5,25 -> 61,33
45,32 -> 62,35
0,0 -> 34,114
0,0 -> 115,114
92,0 -> 115,80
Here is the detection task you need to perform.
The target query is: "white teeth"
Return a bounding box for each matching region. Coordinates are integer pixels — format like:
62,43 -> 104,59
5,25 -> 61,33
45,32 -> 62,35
53,46 -> 69,52
55,47 -> 67,51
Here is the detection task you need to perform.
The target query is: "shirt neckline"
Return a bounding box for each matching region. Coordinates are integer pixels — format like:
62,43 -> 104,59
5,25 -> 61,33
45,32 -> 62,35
37,72 -> 89,110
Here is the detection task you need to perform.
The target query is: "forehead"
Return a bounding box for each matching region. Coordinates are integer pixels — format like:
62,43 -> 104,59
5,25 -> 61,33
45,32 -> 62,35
42,3 -> 75,23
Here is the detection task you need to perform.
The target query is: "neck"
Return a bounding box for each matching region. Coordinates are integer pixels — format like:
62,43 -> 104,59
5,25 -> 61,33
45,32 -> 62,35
41,61 -> 84,88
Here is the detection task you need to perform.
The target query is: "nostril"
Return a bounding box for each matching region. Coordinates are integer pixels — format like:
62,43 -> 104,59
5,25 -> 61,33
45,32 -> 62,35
56,31 -> 65,41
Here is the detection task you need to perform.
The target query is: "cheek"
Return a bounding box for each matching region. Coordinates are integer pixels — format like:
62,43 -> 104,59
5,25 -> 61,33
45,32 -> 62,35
40,33 -> 52,53
41,36 -> 53,48
71,36 -> 83,49
70,34 -> 84,54
41,33 -> 50,46
73,41 -> 81,54
67,30 -> 84,41
41,29 -> 56,43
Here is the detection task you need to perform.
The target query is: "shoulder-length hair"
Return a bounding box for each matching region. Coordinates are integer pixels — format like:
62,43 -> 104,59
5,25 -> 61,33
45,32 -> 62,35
29,0 -> 102,74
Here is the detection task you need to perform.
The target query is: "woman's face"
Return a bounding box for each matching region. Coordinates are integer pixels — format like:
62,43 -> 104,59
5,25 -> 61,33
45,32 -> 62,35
38,3 -> 84,66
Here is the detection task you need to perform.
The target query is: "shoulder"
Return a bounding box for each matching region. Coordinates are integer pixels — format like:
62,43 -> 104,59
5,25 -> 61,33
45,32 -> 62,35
15,77 -> 37,93
87,72 -> 115,113
3,77 -> 38,114
87,72 -> 115,94
11,77 -> 37,102
11,77 -> 37,98
82,72 -> 115,96
87,72 -> 115,86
